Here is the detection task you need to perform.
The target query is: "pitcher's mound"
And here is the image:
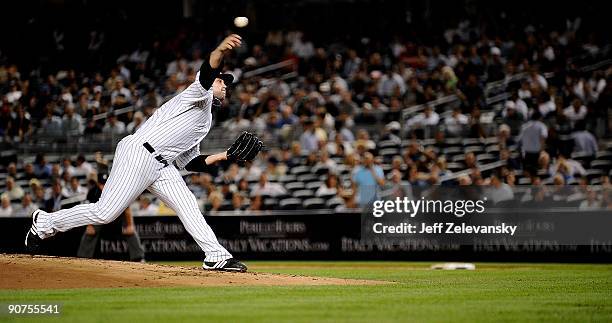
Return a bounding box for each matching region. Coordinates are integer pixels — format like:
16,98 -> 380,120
0,254 -> 386,289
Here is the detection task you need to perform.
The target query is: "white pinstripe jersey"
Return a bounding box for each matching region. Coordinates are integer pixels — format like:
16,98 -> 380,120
134,71 -> 212,169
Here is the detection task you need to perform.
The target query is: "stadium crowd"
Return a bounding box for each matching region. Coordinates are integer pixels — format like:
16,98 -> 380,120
1,13 -> 611,217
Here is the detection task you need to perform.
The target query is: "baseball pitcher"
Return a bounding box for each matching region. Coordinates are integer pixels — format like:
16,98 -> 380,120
25,34 -> 263,272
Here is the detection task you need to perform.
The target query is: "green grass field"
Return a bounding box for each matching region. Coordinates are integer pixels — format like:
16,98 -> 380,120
1,261 -> 611,322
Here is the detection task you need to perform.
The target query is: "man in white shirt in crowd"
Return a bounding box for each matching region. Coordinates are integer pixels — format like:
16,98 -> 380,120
487,173 -> 514,204
444,107 -> 469,137
135,196 -> 159,216
0,195 -> 14,217
571,121 -> 598,157
406,105 -> 440,131
14,193 -> 39,217
62,104 -> 84,135
61,177 -> 88,198
126,111 -> 146,134
518,111 -> 548,174
2,176 -> 24,201
502,93 -> 528,120
563,98 -> 587,125
251,173 -> 287,197
102,112 -> 126,135
299,118 -> 319,154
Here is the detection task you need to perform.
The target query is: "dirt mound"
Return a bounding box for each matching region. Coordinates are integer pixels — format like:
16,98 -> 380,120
0,254 -> 386,289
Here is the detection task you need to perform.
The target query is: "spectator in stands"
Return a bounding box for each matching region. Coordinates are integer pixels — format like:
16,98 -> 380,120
0,195 -> 12,217
335,190 -> 359,212
299,118 -> 318,153
316,173 -> 339,197
251,173 -> 287,197
579,189 -> 601,210
265,156 -> 285,177
61,157 -> 76,176
74,155 -> 94,176
126,111 -> 145,134
84,118 -> 102,136
62,104 -> 83,135
44,178 -> 65,212
352,152 -> 385,206
14,193 -> 38,217
248,195 -> 263,211
314,150 -> 338,174
536,94 -> 556,118
6,163 -> 18,180
405,105 -> 440,132
563,98 -> 588,125
386,169 -> 412,199
23,163 -> 36,180
518,111 -> 547,174
571,120 -> 598,157
30,181 -> 46,206
224,113 -> 251,136
354,129 -> 376,151
501,104 -> 525,136
230,192 -> 245,213
550,155 -> 587,178
444,107 -> 469,137
34,153 -> 52,179
234,179 -> 249,200
208,191 -> 224,212
487,173 -> 514,204
464,152 -> 479,169
62,177 -> 88,197
7,104 -> 32,142
135,196 -> 158,216
2,176 -> 24,201
239,161 -> 262,181
40,108 -> 63,137
102,112 -> 126,135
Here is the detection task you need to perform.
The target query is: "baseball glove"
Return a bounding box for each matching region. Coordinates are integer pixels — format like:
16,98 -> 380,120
227,131 -> 264,162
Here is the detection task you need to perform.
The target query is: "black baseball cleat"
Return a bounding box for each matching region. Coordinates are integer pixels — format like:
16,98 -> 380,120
202,258 -> 248,272
24,210 -> 43,255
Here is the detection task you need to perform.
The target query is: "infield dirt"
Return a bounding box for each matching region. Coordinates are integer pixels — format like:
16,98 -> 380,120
0,254 -> 387,289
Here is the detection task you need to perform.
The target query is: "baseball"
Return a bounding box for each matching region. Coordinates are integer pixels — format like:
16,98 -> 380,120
234,16 -> 249,28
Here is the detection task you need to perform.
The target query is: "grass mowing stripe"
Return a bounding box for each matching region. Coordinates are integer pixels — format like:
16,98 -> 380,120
0,262 -> 610,323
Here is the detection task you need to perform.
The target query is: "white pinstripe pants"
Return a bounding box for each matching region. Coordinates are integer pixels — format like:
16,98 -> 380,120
34,135 -> 232,262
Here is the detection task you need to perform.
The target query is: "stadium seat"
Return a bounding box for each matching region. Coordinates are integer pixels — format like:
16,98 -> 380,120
279,198 -> 302,210
446,162 -> 466,172
312,166 -> 329,175
305,181 -> 324,190
380,148 -> 400,158
290,166 -> 311,176
590,160 -> 612,171
297,174 -> 319,183
293,189 -> 315,199
585,169 -> 603,180
476,153 -> 497,164
317,192 -> 337,200
443,147 -> 464,156
326,197 -> 344,209
596,151 -> 612,160
465,146 -> 485,154
462,138 -> 483,146
378,140 -> 400,149
279,174 -> 297,183
264,198 -> 278,210
303,198 -> 326,209
285,182 -> 305,191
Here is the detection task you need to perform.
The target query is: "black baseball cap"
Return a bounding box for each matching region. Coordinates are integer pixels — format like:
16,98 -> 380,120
218,73 -> 234,85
